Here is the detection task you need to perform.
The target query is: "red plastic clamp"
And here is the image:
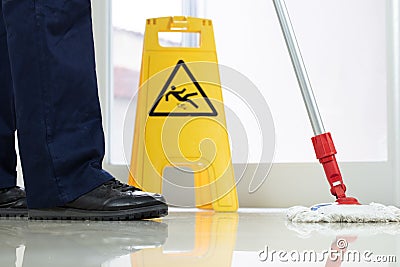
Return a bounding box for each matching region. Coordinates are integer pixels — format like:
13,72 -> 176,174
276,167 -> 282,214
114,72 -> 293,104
311,133 -> 360,205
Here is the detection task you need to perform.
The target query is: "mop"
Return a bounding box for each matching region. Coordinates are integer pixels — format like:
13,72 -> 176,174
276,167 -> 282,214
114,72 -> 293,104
272,0 -> 400,222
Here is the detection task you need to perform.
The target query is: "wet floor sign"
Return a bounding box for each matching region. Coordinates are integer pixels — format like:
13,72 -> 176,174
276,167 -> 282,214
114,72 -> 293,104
129,17 -> 238,211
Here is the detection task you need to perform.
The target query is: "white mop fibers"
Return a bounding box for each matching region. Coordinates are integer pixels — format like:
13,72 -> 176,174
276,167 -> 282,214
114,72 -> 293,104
287,203 -> 400,223
286,220 -> 400,236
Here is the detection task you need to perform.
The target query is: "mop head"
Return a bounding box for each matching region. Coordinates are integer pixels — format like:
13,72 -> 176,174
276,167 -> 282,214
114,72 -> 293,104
286,220 -> 400,237
287,203 -> 400,223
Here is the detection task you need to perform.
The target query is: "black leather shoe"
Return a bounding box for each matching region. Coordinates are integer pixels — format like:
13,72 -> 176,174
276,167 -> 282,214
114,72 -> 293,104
0,186 -> 28,218
29,179 -> 168,221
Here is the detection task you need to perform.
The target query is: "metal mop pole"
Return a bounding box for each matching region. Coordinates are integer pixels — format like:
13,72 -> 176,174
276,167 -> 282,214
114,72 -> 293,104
272,0 -> 360,204
273,0 -> 324,136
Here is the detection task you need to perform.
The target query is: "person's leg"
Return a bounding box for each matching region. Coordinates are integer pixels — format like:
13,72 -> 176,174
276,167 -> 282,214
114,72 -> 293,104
0,0 -> 17,191
0,0 -> 27,217
1,0 -> 113,209
1,0 -> 167,220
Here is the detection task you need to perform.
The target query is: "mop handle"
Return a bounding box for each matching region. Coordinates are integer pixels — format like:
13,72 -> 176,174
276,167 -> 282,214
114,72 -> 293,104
272,0 -> 325,136
272,0 -> 360,204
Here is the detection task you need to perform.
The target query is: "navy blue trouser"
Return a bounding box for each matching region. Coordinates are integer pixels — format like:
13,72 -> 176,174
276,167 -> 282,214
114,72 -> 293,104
0,0 -> 113,208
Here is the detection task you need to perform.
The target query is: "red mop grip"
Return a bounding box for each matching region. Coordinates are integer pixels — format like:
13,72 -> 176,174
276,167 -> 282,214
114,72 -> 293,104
311,133 -> 347,199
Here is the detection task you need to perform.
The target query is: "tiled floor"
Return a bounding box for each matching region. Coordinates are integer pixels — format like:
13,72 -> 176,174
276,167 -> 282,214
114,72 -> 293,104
1,208 -> 399,266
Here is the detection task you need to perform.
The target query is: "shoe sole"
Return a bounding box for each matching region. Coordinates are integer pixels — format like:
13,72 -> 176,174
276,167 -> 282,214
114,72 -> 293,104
0,208 -> 28,218
28,204 -> 168,221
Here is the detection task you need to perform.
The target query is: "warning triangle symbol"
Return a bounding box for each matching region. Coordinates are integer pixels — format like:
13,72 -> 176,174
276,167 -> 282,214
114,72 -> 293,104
149,60 -> 218,117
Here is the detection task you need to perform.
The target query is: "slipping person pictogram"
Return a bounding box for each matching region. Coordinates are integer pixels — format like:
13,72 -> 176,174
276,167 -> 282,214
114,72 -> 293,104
149,60 -> 218,117
165,86 -> 199,109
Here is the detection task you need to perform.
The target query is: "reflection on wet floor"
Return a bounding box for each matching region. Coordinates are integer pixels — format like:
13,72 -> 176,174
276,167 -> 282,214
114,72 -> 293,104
0,219 -> 167,267
1,209 -> 399,266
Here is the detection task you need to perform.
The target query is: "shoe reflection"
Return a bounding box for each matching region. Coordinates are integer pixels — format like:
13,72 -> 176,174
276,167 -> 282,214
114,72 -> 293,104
130,212 -> 239,267
0,218 -> 167,267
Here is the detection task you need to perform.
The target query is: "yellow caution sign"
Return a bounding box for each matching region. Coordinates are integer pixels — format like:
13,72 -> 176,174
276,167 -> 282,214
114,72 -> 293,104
129,16 -> 238,211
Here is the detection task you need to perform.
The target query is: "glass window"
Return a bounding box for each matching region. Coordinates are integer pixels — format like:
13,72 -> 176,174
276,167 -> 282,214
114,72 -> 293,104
111,0 -> 387,164
111,0 -> 183,164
